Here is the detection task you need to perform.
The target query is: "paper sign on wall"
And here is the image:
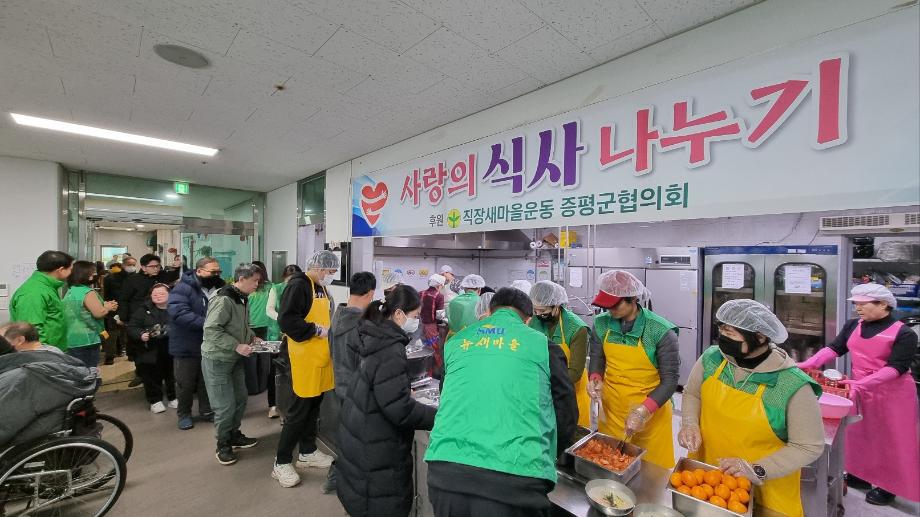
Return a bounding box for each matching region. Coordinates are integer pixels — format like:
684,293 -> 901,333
569,267 -> 584,288
784,265 -> 813,294
721,263 -> 745,289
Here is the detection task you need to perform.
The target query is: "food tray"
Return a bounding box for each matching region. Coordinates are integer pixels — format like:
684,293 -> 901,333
250,341 -> 281,354
665,458 -> 753,517
564,431 -> 646,484
804,368 -> 850,398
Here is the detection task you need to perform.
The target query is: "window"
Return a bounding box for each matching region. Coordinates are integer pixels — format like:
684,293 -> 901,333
298,173 -> 325,225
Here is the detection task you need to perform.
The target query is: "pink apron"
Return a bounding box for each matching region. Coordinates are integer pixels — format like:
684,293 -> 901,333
845,320 -> 920,501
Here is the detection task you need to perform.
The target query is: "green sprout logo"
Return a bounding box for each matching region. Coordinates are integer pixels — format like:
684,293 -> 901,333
447,209 -> 461,229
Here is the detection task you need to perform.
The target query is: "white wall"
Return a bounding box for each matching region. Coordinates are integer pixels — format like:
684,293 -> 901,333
264,183 -> 298,280
0,156 -> 62,320
94,229 -> 154,260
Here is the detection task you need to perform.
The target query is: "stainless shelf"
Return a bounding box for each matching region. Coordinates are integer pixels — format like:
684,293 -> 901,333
776,290 -> 825,297
853,258 -> 920,265
713,287 -> 753,293
786,327 -> 824,337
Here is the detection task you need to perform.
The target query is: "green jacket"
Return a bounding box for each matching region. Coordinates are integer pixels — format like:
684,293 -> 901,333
62,285 -> 104,348
447,291 -> 479,333
9,271 -> 67,350
247,284 -> 272,329
202,286 -> 256,362
425,308 -> 557,482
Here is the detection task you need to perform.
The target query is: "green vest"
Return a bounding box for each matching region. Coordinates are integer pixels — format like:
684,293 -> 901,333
10,271 -> 67,350
62,285 -> 104,348
248,284 -> 272,329
700,346 -> 822,442
425,308 -> 557,482
267,282 -> 285,341
592,308 -> 677,367
447,291 -> 479,333
529,307 -> 587,346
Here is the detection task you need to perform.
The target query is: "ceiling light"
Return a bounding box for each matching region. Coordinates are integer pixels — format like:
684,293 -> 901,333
125,228 -> 135,231
165,193 -> 179,199
10,113 -> 218,156
86,193 -> 164,203
136,224 -> 145,228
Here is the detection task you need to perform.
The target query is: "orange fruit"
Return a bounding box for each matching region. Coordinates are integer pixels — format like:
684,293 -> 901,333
701,484 -> 714,498
693,468 -> 707,485
723,474 -> 739,491
736,476 -> 752,491
729,491 -> 740,503
728,501 -> 748,514
734,488 -> 750,504
681,471 -> 698,487
714,484 -> 731,500
709,495 -> 728,508
670,472 -> 684,488
691,486 -> 708,501
677,485 -> 693,496
704,469 -> 723,487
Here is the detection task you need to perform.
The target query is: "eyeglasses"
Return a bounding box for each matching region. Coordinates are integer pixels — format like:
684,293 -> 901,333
204,270 -> 222,276
144,264 -> 161,269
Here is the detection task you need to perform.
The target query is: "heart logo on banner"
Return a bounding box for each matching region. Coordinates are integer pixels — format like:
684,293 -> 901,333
360,182 -> 389,227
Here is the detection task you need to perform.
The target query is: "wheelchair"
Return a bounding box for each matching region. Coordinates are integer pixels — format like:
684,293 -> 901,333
0,396 -> 127,516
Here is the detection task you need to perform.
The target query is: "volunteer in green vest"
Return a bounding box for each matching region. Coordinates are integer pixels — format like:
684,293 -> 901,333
265,264 -> 302,419
9,250 -> 75,350
446,274 -> 484,335
248,261 -> 273,340
426,287 -> 557,517
587,270 -> 680,469
679,299 -> 824,517
63,260 -> 118,371
529,281 -> 591,429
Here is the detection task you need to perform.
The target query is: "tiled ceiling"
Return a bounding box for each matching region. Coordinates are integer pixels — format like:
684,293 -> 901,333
0,0 -> 760,191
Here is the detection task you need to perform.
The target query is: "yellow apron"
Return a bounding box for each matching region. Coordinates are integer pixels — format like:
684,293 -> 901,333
599,330 -> 675,469
558,317 -> 591,429
692,360 -> 804,517
286,277 -> 335,398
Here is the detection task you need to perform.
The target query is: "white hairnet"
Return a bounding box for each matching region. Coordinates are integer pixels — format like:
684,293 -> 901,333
460,274 -> 485,289
510,279 -> 532,293
307,250 -> 339,269
530,281 -> 568,307
428,274 -> 446,287
848,283 -> 897,309
475,292 -> 495,319
381,271 -> 404,290
596,270 -> 650,303
716,299 -> 789,344
440,265 -> 453,274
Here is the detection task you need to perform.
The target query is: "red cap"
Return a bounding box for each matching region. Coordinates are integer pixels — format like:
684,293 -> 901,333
592,290 -> 622,309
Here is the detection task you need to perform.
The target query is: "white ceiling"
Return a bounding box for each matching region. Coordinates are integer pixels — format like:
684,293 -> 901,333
0,0 -> 760,191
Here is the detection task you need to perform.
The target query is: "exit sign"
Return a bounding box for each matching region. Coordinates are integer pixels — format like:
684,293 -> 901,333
174,182 -> 190,195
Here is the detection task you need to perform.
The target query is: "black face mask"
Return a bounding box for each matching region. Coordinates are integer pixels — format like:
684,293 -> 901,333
717,333 -> 747,361
537,313 -> 557,323
199,274 -> 223,289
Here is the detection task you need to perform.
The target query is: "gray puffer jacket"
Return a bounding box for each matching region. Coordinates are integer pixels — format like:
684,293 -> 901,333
0,351 -> 96,445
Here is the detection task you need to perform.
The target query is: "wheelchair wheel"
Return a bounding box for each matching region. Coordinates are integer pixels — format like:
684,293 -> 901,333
93,414 -> 133,462
0,436 -> 126,517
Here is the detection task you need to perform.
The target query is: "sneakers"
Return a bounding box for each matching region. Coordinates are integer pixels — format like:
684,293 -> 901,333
230,432 -> 258,449
268,406 -> 280,419
272,463 -> 301,487
128,375 -> 143,388
150,401 -> 166,413
177,416 -> 194,430
321,465 -> 337,494
168,399 -> 178,409
296,450 -> 333,469
216,444 -> 237,466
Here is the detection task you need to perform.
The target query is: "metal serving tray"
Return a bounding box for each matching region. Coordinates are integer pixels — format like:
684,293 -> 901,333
564,431 -> 646,484
665,458 -> 754,517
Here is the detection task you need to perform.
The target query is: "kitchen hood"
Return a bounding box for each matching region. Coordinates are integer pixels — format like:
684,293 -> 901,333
374,230 -> 532,251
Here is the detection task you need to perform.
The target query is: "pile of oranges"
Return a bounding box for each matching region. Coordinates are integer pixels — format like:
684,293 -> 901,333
669,467 -> 751,514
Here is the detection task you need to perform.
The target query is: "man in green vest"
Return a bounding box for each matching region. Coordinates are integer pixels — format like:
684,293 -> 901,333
9,250 -> 74,350
446,274 -> 484,334
426,287 -> 557,516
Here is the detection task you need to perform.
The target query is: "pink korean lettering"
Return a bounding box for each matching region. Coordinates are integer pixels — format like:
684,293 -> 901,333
659,100 -> 746,168
599,107 -> 661,175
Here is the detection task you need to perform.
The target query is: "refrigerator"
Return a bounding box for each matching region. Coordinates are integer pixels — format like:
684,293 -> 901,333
702,245 -> 839,363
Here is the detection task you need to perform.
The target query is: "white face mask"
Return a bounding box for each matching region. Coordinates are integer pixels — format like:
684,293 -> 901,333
401,316 -> 420,334
319,274 -> 334,286
124,266 -> 137,273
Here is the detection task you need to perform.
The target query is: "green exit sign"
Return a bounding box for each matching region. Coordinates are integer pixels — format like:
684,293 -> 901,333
174,182 -> 190,195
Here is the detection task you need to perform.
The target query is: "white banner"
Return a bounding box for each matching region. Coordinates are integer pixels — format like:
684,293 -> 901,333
351,14 -> 919,238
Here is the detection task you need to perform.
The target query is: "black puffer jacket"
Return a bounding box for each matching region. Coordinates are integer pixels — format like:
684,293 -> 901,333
337,319 -> 437,517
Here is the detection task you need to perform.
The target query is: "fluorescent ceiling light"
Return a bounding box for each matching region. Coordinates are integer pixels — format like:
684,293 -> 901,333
10,113 -> 218,156
86,193 -> 164,203
136,224 -> 145,228
165,193 -> 179,199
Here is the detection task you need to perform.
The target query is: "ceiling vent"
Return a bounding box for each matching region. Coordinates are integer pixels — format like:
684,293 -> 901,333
820,212 -> 920,234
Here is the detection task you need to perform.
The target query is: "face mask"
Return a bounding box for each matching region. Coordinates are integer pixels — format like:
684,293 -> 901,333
537,312 -> 556,323
199,274 -> 223,289
320,274 -> 334,286
124,266 -> 137,274
401,316 -> 420,334
717,334 -> 747,361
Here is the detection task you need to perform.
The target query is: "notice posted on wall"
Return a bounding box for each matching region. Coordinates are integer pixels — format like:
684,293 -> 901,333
721,263 -> 745,289
784,265 -> 813,294
569,267 -> 584,288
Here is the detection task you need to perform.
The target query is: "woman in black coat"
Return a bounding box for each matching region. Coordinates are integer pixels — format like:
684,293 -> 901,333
127,283 -> 176,413
337,285 -> 437,517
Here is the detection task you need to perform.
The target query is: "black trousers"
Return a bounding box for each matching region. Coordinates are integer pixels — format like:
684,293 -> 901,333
137,346 -> 176,404
275,391 -> 324,464
429,486 -> 551,517
173,356 -> 211,418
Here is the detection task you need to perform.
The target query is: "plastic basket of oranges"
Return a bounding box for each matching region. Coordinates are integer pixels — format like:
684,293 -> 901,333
666,458 -> 753,517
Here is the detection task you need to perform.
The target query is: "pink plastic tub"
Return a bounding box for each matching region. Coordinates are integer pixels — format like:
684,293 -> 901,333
819,393 -> 853,419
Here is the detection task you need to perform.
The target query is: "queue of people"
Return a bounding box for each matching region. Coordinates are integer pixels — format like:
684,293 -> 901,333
3,248 -> 918,516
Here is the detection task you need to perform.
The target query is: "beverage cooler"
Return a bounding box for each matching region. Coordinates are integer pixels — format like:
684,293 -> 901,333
702,246 -> 839,363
